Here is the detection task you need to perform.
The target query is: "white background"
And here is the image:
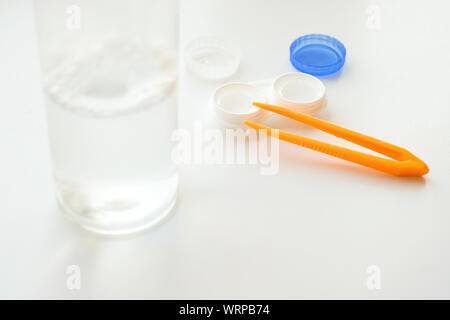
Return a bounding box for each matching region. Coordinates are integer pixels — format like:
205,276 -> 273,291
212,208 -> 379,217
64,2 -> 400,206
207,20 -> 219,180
1,0 -> 449,299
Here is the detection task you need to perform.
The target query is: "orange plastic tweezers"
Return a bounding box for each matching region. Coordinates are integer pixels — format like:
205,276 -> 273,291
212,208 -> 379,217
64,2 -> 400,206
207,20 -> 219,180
245,102 -> 429,177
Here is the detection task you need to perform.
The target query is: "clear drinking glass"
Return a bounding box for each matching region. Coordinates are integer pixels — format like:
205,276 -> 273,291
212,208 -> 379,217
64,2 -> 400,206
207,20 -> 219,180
33,0 -> 178,235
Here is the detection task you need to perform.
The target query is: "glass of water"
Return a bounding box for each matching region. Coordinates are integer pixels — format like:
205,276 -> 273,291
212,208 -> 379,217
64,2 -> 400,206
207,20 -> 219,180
34,0 -> 178,235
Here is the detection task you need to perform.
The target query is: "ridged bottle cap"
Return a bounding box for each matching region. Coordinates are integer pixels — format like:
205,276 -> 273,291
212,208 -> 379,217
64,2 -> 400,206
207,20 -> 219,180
290,34 -> 346,76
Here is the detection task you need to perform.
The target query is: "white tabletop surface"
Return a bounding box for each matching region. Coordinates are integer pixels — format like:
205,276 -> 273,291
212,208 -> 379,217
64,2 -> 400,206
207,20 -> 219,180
1,0 -> 450,299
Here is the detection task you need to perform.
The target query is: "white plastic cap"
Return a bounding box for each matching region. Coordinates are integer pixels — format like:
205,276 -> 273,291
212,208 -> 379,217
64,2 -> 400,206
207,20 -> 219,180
212,83 -> 266,127
272,72 -> 326,114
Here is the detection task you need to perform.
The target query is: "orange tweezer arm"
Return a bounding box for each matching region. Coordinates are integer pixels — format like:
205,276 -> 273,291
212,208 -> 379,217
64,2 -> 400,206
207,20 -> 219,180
245,102 -> 429,177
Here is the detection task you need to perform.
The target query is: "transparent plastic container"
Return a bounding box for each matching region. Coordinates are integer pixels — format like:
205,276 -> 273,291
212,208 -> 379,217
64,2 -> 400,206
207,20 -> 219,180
33,0 -> 179,235
184,37 -> 240,80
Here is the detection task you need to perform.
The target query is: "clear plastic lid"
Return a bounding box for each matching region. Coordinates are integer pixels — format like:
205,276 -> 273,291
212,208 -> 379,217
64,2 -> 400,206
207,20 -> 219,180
184,37 -> 240,80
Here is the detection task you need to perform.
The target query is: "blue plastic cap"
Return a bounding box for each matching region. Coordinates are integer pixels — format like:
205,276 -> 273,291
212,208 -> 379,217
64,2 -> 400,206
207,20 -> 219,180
290,34 -> 346,76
